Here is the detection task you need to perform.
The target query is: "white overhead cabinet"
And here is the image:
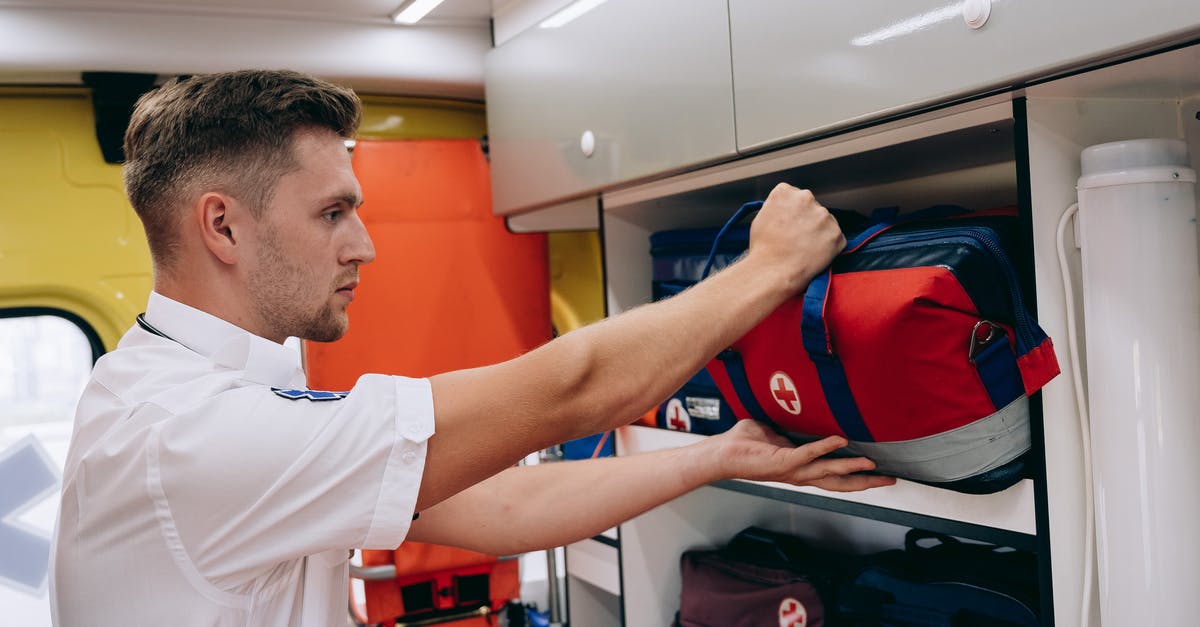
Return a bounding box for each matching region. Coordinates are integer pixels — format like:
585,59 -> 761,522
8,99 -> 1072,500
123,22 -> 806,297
484,0 -> 737,215
728,0 -> 1200,151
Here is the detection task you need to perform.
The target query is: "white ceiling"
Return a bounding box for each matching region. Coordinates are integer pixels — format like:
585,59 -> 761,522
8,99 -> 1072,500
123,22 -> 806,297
0,0 -> 507,98
0,0 -> 495,27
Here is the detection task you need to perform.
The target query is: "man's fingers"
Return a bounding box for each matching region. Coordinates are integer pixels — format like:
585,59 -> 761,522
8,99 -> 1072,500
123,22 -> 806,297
783,454 -> 895,492
810,473 -> 898,493
790,435 -> 850,462
793,454 -> 876,478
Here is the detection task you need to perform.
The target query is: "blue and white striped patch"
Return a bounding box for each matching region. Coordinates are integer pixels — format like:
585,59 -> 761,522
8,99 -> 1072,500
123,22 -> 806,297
271,388 -> 349,401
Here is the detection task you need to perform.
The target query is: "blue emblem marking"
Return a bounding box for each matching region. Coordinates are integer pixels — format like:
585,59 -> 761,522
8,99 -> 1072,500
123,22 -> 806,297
272,388 -> 349,401
0,435 -> 59,595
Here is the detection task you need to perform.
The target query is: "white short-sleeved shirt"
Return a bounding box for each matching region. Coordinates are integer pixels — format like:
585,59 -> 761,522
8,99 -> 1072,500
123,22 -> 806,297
50,292 -> 435,626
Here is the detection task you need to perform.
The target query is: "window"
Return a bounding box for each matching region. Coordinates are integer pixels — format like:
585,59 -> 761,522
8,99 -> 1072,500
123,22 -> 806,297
0,312 -> 95,626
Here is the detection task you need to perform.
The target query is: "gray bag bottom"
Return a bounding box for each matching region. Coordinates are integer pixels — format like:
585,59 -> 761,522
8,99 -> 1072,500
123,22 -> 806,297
786,396 -> 1031,485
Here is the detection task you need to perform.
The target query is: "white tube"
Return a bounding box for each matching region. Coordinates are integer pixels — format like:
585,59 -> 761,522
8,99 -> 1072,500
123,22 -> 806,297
1056,203 -> 1094,627
1075,138 -> 1200,626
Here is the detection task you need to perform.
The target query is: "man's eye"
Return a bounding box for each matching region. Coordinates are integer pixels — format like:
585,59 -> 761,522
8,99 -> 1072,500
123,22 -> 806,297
324,210 -> 342,223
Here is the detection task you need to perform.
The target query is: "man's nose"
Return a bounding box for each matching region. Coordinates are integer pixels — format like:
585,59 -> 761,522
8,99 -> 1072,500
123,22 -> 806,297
343,213 -> 376,266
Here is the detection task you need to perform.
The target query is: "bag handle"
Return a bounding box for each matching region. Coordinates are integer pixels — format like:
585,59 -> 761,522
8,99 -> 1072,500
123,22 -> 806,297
700,200 -> 762,280
904,528 -> 1022,559
904,528 -> 963,553
726,527 -> 800,566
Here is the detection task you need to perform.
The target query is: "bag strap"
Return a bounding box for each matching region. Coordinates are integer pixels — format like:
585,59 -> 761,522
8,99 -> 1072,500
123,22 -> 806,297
700,200 -> 762,280
726,527 -> 800,567
714,348 -> 781,428
904,528 -> 963,553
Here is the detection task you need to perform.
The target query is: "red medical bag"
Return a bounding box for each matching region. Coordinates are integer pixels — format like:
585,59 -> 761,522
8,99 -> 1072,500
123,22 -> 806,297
704,203 -> 1060,493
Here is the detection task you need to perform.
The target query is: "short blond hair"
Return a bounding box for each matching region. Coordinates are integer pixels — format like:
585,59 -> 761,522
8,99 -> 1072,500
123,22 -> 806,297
122,69 -> 361,268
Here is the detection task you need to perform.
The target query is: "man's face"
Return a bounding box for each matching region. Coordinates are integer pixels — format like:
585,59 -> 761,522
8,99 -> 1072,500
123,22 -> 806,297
248,128 -> 374,343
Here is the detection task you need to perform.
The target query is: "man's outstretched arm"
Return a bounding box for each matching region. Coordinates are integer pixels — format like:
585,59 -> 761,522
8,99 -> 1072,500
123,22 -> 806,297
420,184 -> 846,511
405,421 -> 896,555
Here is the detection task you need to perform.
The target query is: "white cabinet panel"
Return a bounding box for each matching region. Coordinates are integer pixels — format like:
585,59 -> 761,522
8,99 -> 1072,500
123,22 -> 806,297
485,0 -> 736,215
730,0 -> 1200,151
565,538 -> 620,596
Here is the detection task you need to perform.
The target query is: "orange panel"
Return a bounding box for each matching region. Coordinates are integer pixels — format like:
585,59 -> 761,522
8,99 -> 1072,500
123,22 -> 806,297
305,138 -> 551,386
306,139 -> 546,625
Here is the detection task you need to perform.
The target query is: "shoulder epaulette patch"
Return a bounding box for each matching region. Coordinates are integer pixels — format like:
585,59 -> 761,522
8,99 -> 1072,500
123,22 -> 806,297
271,388 -> 349,401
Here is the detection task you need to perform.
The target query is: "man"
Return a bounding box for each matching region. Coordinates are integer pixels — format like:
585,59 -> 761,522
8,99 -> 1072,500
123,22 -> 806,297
51,70 -> 894,626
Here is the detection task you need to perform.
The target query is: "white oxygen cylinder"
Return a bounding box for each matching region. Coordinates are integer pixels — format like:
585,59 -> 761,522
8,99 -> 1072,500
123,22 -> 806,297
1075,138 -> 1200,625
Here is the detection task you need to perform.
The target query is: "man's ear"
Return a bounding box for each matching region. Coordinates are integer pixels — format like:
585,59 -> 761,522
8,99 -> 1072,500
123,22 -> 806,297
196,192 -> 243,265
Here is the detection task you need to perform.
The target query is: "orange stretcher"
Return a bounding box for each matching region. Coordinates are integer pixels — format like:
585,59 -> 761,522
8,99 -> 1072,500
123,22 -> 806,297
349,544 -> 521,626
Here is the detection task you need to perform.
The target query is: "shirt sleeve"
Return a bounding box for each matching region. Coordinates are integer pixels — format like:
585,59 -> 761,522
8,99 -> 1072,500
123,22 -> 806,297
148,374 -> 435,590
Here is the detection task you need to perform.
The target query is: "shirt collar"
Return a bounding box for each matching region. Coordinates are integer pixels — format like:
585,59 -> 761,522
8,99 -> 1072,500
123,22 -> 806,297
143,291 -> 307,389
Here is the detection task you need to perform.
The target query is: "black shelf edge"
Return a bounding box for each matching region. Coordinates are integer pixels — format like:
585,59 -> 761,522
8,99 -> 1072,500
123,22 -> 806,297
590,534 -> 620,549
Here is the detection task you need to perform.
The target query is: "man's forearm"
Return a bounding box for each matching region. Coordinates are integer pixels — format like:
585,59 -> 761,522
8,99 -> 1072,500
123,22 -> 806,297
407,420 -> 893,554
549,252 -> 795,438
409,442 -> 720,556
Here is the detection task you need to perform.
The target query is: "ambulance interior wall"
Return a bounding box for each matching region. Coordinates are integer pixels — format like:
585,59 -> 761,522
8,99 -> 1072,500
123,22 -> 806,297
1024,90 -> 1200,627
600,121 -> 1030,596
600,113 -> 1031,627
597,51 -> 1200,623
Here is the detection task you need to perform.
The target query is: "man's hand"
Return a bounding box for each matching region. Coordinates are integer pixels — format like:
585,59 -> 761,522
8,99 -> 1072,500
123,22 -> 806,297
410,419 -> 896,556
745,183 -> 846,294
700,419 -> 897,492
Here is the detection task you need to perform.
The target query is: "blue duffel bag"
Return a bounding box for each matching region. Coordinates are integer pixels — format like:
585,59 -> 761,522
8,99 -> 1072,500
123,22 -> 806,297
654,368 -> 739,435
649,225 -> 751,436
838,529 -> 1039,626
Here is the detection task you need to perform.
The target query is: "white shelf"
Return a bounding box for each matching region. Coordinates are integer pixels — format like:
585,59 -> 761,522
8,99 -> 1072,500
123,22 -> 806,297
564,537 -> 620,596
617,425 -> 1037,535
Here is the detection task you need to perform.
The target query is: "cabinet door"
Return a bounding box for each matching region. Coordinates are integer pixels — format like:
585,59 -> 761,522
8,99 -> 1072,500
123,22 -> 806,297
485,0 -> 736,215
730,0 -> 1200,151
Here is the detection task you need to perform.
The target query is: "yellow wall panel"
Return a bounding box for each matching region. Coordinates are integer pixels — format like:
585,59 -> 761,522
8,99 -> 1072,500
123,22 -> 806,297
0,89 -> 149,352
0,88 -> 488,354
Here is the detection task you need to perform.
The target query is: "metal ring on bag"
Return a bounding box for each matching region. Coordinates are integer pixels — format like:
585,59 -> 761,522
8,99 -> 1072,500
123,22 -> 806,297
968,319 -> 1003,362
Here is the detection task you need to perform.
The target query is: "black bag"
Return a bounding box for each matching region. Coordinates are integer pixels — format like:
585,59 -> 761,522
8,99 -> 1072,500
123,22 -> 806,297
838,529 -> 1039,626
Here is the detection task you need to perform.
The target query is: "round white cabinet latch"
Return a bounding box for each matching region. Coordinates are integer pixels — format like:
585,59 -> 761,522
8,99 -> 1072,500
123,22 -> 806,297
580,130 -> 596,158
962,0 -> 991,29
